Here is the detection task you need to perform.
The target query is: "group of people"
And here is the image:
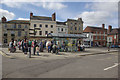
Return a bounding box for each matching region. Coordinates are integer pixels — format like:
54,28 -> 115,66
9,39 -> 59,56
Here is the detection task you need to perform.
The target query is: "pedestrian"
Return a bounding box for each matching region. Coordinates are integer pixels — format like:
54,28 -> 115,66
28,40 -> 32,58
21,40 -> 24,52
39,41 -> 44,52
9,40 -> 13,52
36,45 -> 39,56
23,40 -> 28,54
107,43 -> 110,51
33,40 -> 37,55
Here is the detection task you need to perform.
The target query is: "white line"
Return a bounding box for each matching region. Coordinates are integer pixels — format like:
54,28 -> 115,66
104,63 -> 119,71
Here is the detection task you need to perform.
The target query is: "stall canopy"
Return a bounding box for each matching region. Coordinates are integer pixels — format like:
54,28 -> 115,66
47,33 -> 86,38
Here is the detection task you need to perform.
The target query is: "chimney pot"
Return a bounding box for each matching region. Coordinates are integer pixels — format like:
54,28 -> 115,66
2,16 -> 7,22
102,24 -> 105,29
52,12 -> 56,21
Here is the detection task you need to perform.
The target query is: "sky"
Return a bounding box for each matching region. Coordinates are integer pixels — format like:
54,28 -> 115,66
0,0 -> 119,29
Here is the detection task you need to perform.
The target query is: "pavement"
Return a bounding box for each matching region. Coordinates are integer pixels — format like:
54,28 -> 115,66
0,47 -> 119,60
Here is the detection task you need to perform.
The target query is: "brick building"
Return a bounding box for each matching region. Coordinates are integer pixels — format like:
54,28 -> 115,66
107,25 -> 120,47
83,24 -> 107,47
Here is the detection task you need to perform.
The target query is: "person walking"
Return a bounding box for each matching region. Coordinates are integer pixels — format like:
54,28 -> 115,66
33,40 -> 37,55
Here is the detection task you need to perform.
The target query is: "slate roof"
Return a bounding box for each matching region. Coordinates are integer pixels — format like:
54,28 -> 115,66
6,20 -> 30,24
30,16 -> 52,21
56,21 -> 66,25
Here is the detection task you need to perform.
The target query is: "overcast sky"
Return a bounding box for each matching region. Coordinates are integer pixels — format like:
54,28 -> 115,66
0,0 -> 119,29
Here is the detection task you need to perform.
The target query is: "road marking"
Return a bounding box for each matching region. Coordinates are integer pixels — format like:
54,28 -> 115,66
0,51 -> 13,58
104,63 -> 119,71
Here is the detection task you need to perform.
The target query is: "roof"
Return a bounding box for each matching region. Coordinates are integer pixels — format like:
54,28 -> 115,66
30,16 -> 52,21
56,21 -> 66,25
83,26 -> 107,33
6,20 -> 30,24
67,19 -> 77,21
109,28 -> 120,35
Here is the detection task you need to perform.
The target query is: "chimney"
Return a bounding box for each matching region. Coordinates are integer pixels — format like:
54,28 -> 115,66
108,25 -> 112,34
2,16 -> 7,22
52,12 -> 56,21
78,18 -> 82,21
102,24 -> 105,29
30,12 -> 33,17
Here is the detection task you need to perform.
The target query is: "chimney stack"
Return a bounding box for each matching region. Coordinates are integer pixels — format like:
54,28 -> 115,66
52,12 -> 56,21
2,16 -> 7,22
108,25 -> 112,34
30,12 -> 33,18
102,24 -> 105,29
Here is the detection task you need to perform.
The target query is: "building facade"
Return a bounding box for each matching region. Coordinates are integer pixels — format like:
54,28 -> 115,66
56,21 -> 68,34
107,25 -> 120,47
1,16 -> 30,46
66,18 -> 83,34
83,24 -> 107,47
29,12 -> 56,40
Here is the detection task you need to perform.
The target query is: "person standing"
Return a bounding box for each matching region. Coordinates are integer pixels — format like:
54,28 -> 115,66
33,40 -> 37,55
28,40 -> 32,58
36,45 -> 39,56
23,40 -> 28,54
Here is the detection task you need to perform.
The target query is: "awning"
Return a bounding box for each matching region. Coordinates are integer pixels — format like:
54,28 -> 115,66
47,33 -> 87,38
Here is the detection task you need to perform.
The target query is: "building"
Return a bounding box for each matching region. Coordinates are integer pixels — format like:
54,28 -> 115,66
83,24 -> 107,47
56,21 -> 68,34
82,32 -> 93,47
29,12 -> 56,40
66,18 -> 83,34
1,16 -> 30,47
107,25 -> 120,47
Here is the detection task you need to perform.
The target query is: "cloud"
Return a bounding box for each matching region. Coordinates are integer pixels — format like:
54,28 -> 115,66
1,0 -> 67,10
75,2 -> 118,29
17,18 -> 30,20
0,9 -> 15,20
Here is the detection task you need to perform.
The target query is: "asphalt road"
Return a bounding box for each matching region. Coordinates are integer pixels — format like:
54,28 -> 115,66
2,52 -> 118,78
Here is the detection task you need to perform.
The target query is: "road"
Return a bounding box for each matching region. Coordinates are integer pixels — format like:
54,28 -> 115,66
2,51 -> 118,78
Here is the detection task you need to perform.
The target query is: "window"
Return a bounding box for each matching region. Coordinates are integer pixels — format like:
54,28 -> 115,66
13,24 -> 16,28
45,25 -> 48,28
99,36 -> 101,40
71,27 -> 73,30
4,24 -> 7,28
39,31 -> 42,35
18,31 -> 21,37
51,25 -> 53,28
51,31 -> 53,33
18,24 -> 21,28
103,36 -> 105,40
58,28 -> 60,31
4,39 -> 7,43
25,31 -> 27,36
96,31 -> 97,34
95,36 -> 97,40
61,28 -> 63,31
11,34 -> 15,37
39,24 -> 42,27
75,27 -> 77,30
24,25 -> 27,28
45,31 -> 48,34
79,27 -> 80,30
34,24 -> 36,27
4,33 -> 7,36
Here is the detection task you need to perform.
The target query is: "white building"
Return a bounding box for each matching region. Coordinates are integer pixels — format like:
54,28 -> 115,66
56,21 -> 68,34
29,12 -> 57,39
83,32 -> 93,47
